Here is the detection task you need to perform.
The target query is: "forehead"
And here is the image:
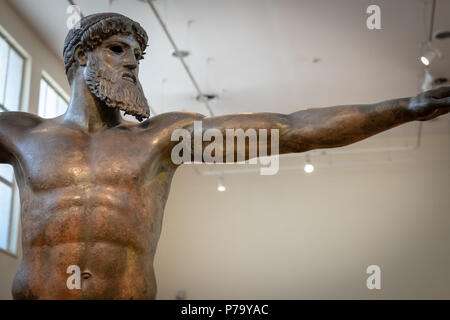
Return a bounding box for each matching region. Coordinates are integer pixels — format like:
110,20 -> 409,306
102,33 -> 140,49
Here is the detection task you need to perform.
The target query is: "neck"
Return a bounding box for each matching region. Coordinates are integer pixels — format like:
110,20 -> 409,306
63,74 -> 121,132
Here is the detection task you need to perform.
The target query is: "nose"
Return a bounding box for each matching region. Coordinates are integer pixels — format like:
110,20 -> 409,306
124,62 -> 137,71
123,51 -> 138,71
124,60 -> 137,71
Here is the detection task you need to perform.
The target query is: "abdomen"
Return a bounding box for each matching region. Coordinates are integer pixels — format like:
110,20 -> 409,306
13,241 -> 156,299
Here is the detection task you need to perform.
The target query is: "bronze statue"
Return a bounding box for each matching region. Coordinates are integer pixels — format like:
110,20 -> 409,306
0,13 -> 448,299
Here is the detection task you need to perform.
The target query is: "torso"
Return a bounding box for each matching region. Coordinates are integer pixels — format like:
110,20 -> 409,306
6,111 -> 200,299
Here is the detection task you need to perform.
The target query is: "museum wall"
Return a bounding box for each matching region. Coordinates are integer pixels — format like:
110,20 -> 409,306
0,0 -> 70,299
156,131 -> 450,299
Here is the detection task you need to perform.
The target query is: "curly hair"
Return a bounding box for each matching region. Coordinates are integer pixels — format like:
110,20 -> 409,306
63,13 -> 148,82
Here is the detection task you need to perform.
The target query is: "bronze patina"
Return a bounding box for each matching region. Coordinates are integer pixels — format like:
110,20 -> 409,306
0,13 -> 448,299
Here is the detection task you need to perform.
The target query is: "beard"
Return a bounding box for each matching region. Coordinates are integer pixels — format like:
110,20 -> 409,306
84,55 -> 150,121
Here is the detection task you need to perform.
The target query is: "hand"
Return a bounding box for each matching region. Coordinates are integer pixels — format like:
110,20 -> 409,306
408,86 -> 450,121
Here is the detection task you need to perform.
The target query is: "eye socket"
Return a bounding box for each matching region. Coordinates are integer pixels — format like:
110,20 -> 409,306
134,52 -> 143,64
134,51 -> 142,60
109,45 -> 123,54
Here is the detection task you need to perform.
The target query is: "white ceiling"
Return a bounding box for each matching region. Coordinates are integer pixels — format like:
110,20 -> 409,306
6,0 -> 450,136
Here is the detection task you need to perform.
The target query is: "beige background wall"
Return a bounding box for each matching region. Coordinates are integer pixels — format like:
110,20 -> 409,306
155,131 -> 450,299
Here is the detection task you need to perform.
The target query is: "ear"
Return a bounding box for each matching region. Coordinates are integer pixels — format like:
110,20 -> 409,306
74,46 -> 88,67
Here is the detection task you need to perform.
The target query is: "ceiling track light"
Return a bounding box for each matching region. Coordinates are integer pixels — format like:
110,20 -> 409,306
172,50 -> 190,58
144,0 -> 215,117
434,30 -> 450,40
420,46 -> 442,66
304,155 -> 314,174
217,176 -> 226,192
196,94 -> 218,102
419,1 -> 444,67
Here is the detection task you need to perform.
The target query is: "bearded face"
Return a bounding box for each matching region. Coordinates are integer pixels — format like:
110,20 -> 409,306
83,35 -> 150,122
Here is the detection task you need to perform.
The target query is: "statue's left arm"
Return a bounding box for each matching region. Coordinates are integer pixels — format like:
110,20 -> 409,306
195,86 -> 449,160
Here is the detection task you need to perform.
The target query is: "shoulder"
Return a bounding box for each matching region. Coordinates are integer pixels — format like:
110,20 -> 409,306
0,112 -> 44,163
0,111 -> 44,134
136,111 -> 206,131
151,111 -> 206,123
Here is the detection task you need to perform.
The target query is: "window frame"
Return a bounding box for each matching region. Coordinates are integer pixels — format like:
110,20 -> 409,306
0,27 -> 27,257
0,30 -> 26,112
38,71 -> 70,119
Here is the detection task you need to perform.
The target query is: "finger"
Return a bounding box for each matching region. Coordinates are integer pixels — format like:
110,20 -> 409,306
432,97 -> 450,108
431,105 -> 450,118
427,86 -> 450,99
434,106 -> 449,117
419,106 -> 449,121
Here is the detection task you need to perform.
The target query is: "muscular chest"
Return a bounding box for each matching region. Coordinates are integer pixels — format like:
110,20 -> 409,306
16,127 -> 160,190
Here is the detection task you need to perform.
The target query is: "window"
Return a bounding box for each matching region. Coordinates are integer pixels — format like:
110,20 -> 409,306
0,165 -> 18,253
0,32 -> 24,112
0,31 -> 25,254
38,77 -> 69,118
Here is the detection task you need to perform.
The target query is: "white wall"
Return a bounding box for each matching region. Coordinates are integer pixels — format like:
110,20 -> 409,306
0,0 -> 70,299
155,131 -> 450,299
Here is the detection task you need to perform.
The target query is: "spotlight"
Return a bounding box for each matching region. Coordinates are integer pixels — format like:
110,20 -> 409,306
304,163 -> 314,173
420,47 -> 442,66
304,155 -> 314,173
217,177 -> 226,192
420,56 -> 430,66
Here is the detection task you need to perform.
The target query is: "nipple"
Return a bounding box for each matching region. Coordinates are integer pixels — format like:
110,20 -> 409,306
81,271 -> 92,280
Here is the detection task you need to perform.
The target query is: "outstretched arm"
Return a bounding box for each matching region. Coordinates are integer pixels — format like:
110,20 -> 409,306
191,86 -> 449,162
283,86 -> 449,151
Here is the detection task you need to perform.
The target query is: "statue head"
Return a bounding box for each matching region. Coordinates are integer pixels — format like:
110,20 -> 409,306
63,13 -> 150,121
